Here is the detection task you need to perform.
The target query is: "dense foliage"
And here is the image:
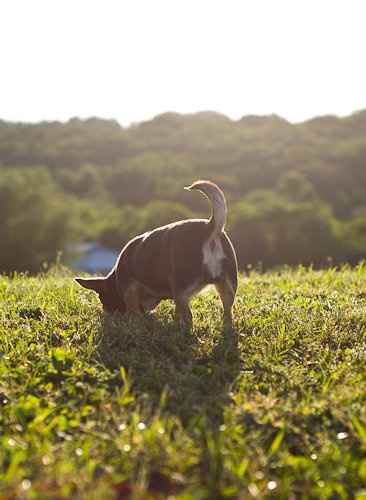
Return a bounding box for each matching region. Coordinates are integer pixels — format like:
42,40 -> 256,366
1,267 -> 366,498
1,110 -> 366,272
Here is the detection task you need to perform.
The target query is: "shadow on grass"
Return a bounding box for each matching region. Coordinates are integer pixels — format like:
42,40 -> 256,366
94,310 -> 241,425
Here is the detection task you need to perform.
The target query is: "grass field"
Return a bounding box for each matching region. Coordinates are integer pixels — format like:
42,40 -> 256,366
1,266 -> 366,499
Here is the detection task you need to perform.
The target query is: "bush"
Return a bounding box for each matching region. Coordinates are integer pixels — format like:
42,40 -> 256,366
229,190 -> 342,269
0,168 -> 71,273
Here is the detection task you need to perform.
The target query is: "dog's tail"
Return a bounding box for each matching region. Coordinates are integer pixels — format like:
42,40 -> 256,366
185,180 -> 227,236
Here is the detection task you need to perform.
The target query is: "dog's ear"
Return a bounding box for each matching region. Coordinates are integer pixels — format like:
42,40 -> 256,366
74,277 -> 106,294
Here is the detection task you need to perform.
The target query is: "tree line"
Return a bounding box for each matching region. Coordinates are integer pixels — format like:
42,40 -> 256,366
1,110 -> 366,273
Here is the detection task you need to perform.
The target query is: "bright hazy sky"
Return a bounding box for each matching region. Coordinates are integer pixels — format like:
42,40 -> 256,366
1,1 -> 365,126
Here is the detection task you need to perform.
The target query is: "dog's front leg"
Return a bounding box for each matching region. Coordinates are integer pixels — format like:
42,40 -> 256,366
124,282 -> 141,314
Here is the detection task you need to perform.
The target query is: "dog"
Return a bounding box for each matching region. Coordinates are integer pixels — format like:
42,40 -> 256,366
75,180 -> 238,328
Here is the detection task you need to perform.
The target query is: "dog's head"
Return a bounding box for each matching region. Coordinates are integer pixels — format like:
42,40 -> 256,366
75,277 -> 126,314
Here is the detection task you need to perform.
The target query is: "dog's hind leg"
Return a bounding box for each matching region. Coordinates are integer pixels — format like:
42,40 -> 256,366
174,296 -> 193,328
169,260 -> 193,328
215,277 -> 236,328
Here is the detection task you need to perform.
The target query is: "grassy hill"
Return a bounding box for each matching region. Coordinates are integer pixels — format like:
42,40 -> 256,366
1,267 -> 366,499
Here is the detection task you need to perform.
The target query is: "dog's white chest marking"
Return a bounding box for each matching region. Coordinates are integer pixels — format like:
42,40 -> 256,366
203,237 -> 225,279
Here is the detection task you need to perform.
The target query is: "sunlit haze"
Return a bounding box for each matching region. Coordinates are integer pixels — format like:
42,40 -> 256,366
1,0 -> 365,125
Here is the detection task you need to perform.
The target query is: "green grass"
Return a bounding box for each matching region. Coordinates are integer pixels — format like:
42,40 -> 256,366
1,265 -> 366,499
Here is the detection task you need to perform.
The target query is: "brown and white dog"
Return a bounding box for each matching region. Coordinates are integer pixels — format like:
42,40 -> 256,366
75,180 -> 238,328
